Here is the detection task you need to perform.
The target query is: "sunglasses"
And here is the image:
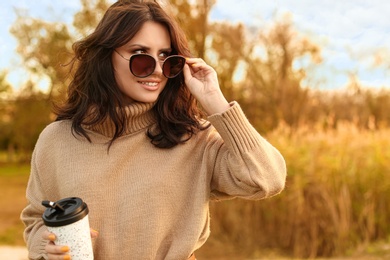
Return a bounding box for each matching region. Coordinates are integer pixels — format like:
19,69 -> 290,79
114,50 -> 186,78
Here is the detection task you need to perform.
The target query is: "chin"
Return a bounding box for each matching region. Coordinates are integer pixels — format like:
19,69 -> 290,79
121,93 -> 160,104
134,95 -> 160,103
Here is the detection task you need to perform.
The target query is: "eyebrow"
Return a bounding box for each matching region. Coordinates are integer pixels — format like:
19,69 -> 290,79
127,44 -> 172,53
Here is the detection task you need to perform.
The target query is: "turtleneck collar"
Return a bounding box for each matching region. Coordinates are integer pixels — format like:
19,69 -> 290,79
83,102 -> 156,138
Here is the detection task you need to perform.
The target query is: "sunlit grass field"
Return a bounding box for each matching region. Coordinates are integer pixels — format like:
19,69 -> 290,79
0,163 -> 29,245
1,124 -> 390,259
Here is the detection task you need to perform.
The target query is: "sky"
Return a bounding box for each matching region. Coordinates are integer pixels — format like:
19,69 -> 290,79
0,0 -> 389,91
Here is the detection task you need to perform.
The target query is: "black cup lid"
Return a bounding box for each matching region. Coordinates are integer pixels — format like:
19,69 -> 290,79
42,197 -> 89,227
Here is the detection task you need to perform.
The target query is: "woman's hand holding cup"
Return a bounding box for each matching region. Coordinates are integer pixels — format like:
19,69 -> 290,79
42,228 -> 98,260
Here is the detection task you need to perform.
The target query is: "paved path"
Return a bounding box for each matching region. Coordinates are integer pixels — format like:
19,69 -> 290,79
0,246 -> 28,260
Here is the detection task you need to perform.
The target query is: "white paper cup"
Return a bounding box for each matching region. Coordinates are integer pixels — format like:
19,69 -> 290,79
42,197 -> 94,260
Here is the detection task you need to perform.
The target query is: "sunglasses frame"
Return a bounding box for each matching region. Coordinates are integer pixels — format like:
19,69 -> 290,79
114,50 -> 185,78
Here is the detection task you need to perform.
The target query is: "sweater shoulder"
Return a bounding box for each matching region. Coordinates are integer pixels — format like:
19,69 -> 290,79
38,120 -> 72,141
34,120 -> 73,149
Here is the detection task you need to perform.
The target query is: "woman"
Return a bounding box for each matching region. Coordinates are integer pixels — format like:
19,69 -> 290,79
21,0 -> 287,259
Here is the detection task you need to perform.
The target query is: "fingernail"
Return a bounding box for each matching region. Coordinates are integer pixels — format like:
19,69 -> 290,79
64,255 -> 71,260
61,246 -> 70,252
91,229 -> 99,238
48,234 -> 56,241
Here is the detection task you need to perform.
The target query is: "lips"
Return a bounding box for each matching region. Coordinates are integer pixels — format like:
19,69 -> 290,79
138,81 -> 160,91
141,81 -> 158,87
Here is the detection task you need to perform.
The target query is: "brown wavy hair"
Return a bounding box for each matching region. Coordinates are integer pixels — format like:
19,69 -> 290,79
55,0 -> 209,148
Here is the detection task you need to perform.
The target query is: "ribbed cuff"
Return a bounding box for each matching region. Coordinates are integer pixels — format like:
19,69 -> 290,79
207,101 -> 261,154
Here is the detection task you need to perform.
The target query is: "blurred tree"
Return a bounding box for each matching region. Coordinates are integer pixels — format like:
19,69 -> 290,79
208,22 -> 247,102
366,89 -> 390,128
10,12 -> 72,101
0,70 -> 12,97
168,0 -> 216,59
7,82 -> 53,162
72,0 -> 112,37
237,15 -> 322,132
0,70 -> 13,151
10,0 -> 112,101
172,7 -> 324,132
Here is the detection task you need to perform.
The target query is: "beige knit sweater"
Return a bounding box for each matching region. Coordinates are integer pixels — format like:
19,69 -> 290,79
21,101 -> 286,260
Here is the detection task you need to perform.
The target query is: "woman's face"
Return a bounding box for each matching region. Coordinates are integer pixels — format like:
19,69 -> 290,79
112,21 -> 171,104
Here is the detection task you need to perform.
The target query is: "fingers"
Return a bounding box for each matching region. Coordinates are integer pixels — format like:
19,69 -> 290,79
185,57 -> 205,65
183,57 -> 228,114
182,63 -> 192,80
46,242 -> 71,259
185,58 -> 207,73
90,228 -> 99,239
42,230 -> 71,260
42,230 -> 56,241
184,57 -> 201,64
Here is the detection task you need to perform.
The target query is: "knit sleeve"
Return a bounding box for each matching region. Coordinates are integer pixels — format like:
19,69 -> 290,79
206,101 -> 287,200
21,142 -> 49,259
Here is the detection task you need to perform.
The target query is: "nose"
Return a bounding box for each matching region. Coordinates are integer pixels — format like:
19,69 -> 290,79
152,58 -> 164,76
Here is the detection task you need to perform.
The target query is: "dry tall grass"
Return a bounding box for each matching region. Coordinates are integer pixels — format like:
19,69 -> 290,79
207,123 -> 390,258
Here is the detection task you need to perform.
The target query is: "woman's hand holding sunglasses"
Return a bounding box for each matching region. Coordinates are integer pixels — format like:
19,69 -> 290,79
184,58 -> 230,115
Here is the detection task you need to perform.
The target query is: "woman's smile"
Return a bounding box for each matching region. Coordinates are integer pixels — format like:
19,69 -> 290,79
138,80 -> 160,90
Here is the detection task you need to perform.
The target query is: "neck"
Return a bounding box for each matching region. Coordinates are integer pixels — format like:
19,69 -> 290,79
84,102 -> 156,138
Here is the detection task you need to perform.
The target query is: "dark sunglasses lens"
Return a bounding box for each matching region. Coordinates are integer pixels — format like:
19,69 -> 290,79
130,55 -> 156,77
163,56 -> 185,78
